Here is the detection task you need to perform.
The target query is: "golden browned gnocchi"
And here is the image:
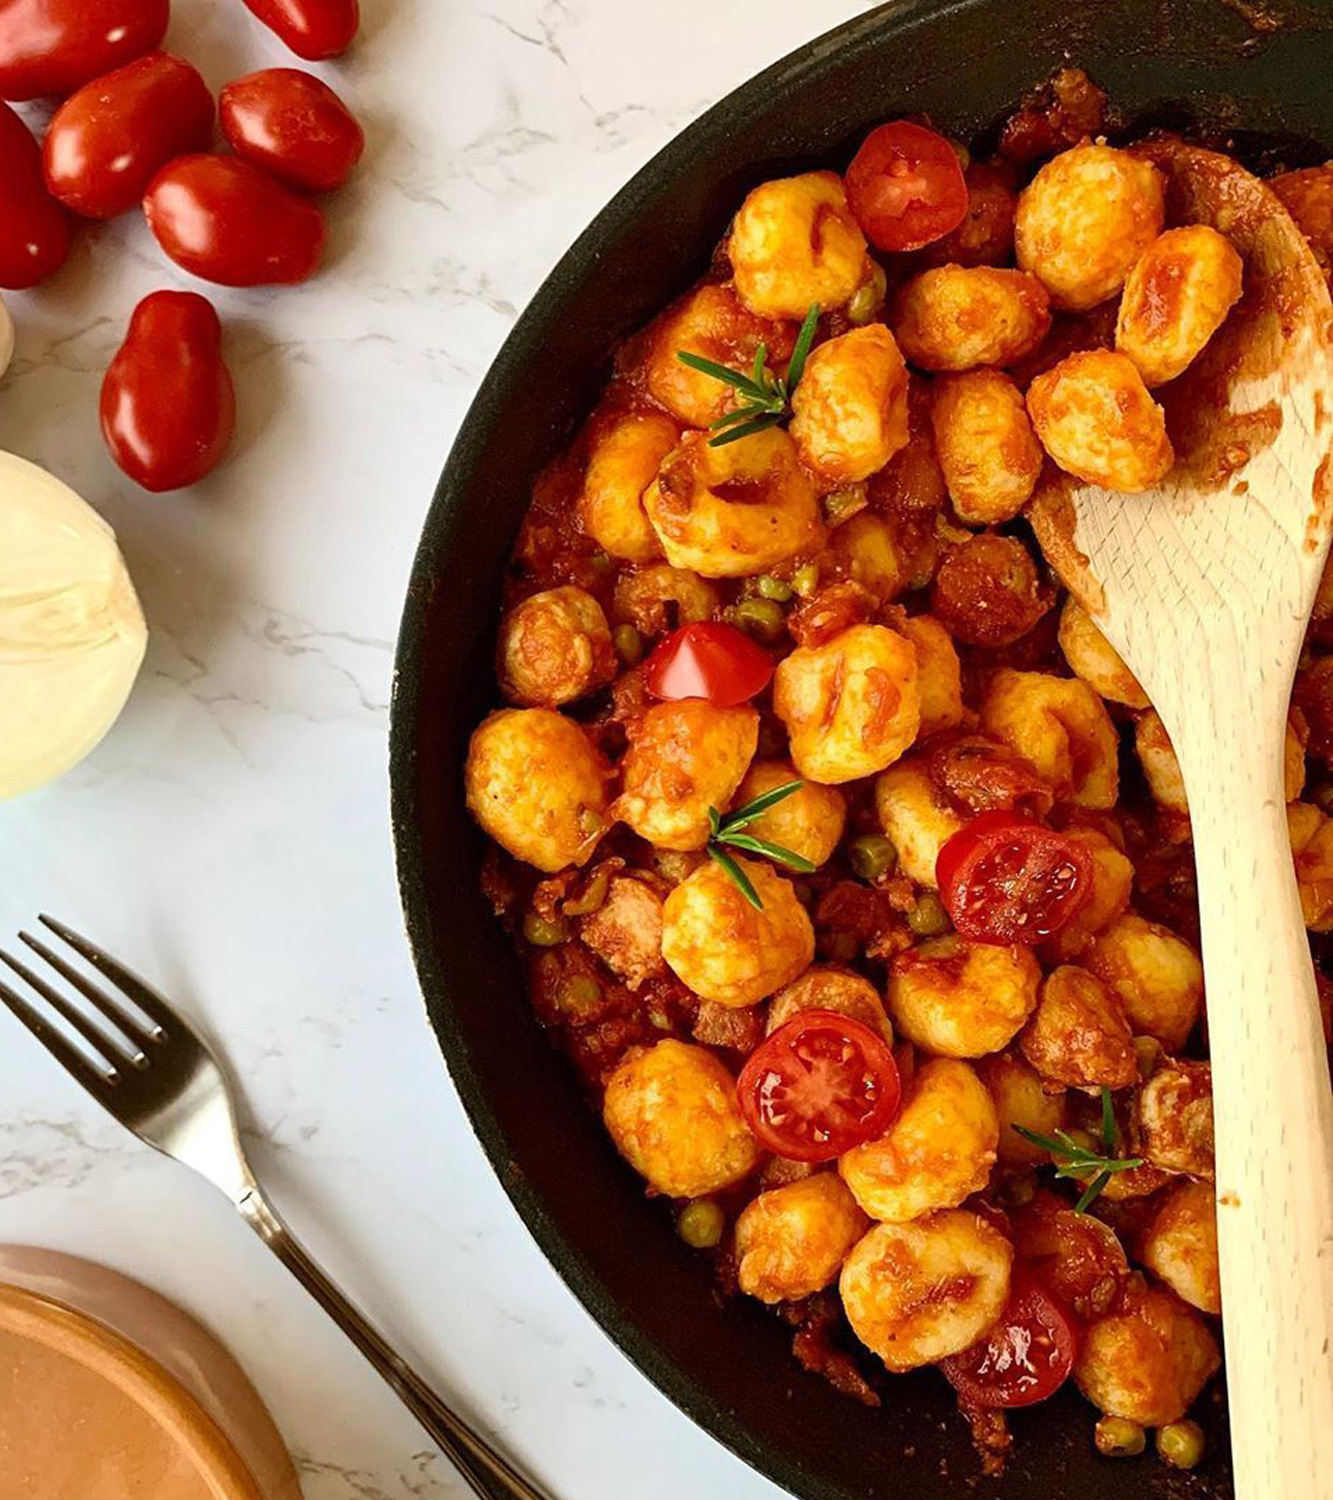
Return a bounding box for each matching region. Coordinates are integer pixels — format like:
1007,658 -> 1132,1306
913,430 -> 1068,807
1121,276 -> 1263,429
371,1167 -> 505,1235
887,935 -> 1041,1058
613,700 -> 758,851
839,1058 -> 998,1222
578,412 -> 678,561
839,1210 -> 1013,1372
497,585 -> 616,707
1043,825 -> 1134,962
892,265 -> 1051,371
1074,1279 -> 1221,1426
1015,144 -> 1166,310
660,856 -> 814,1007
603,1039 -> 760,1197
640,283 -> 793,428
1134,710 -> 1188,814
465,709 -> 610,873
1026,349 -> 1173,492
899,615 -> 963,737
873,757 -> 965,887
1288,800 -> 1333,930
789,324 -> 911,483
729,171 -> 870,320
1057,599 -> 1148,709
1135,1059 -> 1214,1178
1085,914 -> 1203,1052
1116,225 -> 1244,387
773,623 -> 921,784
734,1173 -> 869,1303
827,513 -> 908,601
611,563 -> 719,636
1020,963 -> 1137,1089
976,1051 -> 1066,1165
930,369 -> 1043,524
766,965 -> 893,1044
731,759 -> 846,868
980,669 -> 1119,809
645,428 -> 823,578
1140,1180 -> 1221,1315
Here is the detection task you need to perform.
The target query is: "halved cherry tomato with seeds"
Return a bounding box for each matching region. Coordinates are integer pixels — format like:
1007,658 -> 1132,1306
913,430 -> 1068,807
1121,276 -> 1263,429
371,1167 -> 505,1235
643,621 -> 774,707
845,121 -> 969,253
936,809 -> 1092,945
737,1010 -> 901,1162
941,1265 -> 1079,1408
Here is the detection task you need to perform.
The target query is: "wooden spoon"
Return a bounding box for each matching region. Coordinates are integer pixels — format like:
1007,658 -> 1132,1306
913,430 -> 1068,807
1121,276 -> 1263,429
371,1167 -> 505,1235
1030,140 -> 1333,1497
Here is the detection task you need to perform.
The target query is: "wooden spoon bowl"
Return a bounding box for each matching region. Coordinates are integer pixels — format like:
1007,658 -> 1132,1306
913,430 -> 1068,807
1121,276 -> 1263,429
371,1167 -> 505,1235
1031,141 -> 1333,1500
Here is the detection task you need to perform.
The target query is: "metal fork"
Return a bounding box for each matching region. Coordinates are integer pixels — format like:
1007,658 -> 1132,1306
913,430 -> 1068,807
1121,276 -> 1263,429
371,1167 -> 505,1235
0,916 -> 553,1500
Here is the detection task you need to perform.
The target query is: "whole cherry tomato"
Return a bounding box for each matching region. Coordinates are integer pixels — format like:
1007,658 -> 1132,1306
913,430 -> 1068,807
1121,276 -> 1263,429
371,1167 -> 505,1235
936,810 -> 1093,945
737,1010 -> 902,1162
220,68 -> 364,194
101,290 -> 236,492
643,621 -> 774,706
0,0 -> 169,101
941,1265 -> 1079,1408
143,155 -> 327,286
239,0 -> 359,61
44,53 -> 214,220
0,101 -> 70,287
845,121 -> 969,253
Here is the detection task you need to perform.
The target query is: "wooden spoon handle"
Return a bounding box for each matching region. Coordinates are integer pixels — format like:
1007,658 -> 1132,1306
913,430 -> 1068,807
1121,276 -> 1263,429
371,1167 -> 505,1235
1173,696 -> 1333,1498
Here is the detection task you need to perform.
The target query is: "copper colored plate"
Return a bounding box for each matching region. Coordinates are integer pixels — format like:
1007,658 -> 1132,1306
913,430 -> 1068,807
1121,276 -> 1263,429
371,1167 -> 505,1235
0,1282 -> 272,1500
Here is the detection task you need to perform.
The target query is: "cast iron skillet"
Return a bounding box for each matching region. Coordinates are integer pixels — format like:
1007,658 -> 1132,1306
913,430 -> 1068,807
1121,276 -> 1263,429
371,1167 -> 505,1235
391,2 -> 1333,1494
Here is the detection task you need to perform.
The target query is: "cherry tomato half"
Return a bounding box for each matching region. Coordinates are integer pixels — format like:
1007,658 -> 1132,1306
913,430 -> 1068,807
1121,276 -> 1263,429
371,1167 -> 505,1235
44,53 -> 214,220
737,1010 -> 902,1162
643,621 -> 774,707
239,0 -> 360,61
220,68 -> 364,194
0,0 -> 169,101
936,809 -> 1092,945
941,1265 -> 1079,1408
101,290 -> 236,493
143,155 -> 327,287
0,101 -> 70,288
845,121 -> 968,253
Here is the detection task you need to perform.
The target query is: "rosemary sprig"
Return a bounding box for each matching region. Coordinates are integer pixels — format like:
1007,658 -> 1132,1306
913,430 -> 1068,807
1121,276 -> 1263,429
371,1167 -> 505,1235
706,780 -> 816,910
1012,1088 -> 1143,1214
675,303 -> 821,447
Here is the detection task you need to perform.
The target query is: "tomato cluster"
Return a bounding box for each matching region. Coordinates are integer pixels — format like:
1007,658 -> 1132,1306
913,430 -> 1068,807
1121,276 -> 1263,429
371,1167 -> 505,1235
0,0 -> 365,492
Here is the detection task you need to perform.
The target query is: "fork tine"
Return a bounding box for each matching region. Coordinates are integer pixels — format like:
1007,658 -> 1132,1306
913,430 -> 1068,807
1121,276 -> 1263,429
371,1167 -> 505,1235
0,970 -> 118,1098
0,948 -> 144,1067
38,916 -> 180,1040
18,932 -> 162,1056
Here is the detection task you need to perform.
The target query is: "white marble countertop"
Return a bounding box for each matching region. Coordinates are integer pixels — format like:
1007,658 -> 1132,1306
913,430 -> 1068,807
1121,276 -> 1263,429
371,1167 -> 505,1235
0,2 -> 873,1497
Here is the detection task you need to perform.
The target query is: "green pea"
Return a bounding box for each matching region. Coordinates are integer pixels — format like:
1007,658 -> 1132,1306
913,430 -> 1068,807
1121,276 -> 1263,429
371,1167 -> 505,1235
577,806 -> 606,840
1155,1420 -> 1205,1471
729,598 -> 785,644
755,574 -> 794,603
563,867 -> 611,916
556,975 -> 602,1016
906,891 -> 949,937
677,1200 -> 725,1249
848,834 -> 898,881
822,488 -> 867,525
846,262 -> 887,326
792,563 -> 820,598
585,551 -> 615,582
613,623 -> 645,666
522,912 -> 568,947
1094,1417 -> 1146,1458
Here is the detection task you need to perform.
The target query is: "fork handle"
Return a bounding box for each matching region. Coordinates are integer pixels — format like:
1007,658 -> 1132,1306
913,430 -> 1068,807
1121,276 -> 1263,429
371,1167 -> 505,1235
238,1187 -> 555,1500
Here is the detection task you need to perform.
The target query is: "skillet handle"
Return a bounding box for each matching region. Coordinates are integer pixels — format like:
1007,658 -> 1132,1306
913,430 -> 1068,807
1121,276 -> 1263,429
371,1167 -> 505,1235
239,1187 -> 556,1500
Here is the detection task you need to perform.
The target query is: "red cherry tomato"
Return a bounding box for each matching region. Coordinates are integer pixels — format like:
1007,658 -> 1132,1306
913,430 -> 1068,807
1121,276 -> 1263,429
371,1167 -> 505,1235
143,155 -> 327,287
643,622 -> 774,706
239,0 -> 359,61
737,1010 -> 902,1163
941,1266 -> 1079,1408
101,291 -> 236,493
44,53 -> 214,220
0,101 -> 70,287
845,121 -> 968,253
220,68 -> 364,194
936,810 -> 1093,945
0,0 -> 169,101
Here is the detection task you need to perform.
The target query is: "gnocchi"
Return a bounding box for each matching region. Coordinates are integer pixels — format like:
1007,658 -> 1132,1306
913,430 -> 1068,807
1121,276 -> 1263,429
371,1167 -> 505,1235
1057,599 -> 1148,709
579,412 -> 678,561
893,265 -> 1051,371
735,1173 -> 868,1303
789,324 -> 911,483
767,965 -> 894,1044
730,172 -> 869,319
980,669 -> 1119,809
887,935 -> 1041,1058
731,759 -> 846,868
931,369 -> 1044,525
1085,914 -> 1203,1052
497,585 -> 616,707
